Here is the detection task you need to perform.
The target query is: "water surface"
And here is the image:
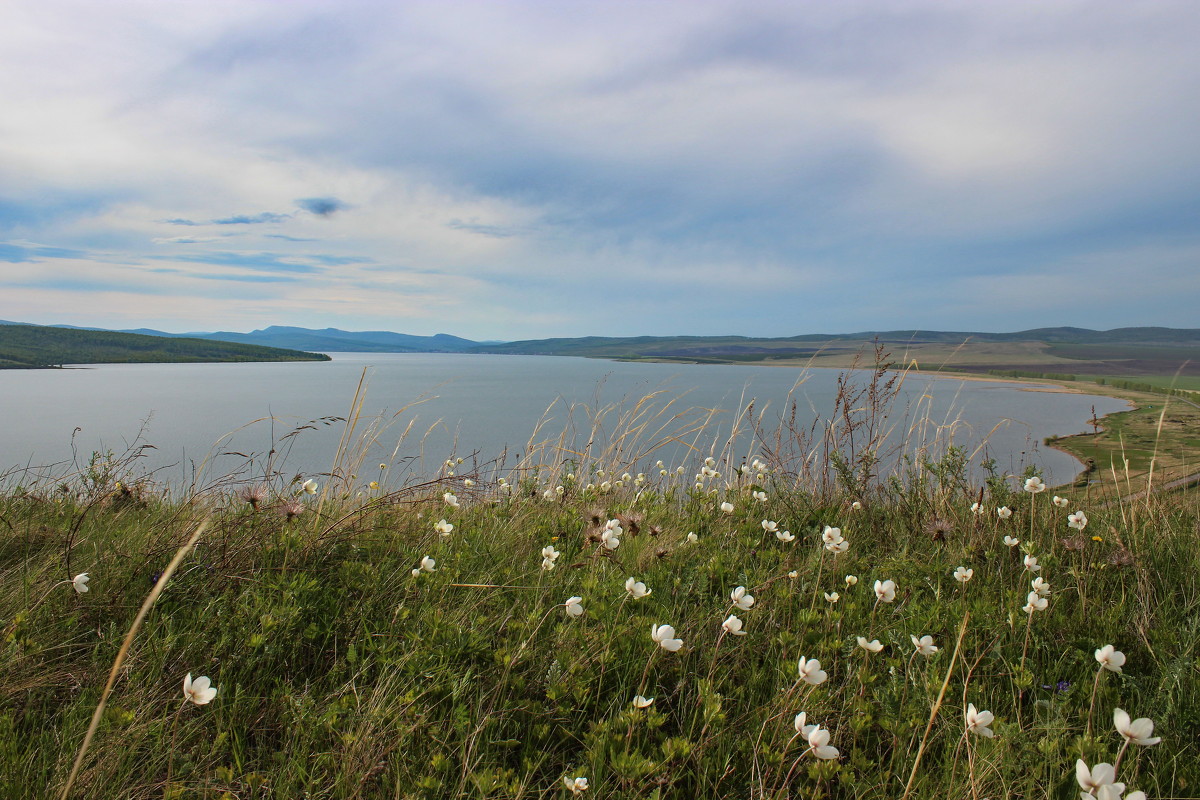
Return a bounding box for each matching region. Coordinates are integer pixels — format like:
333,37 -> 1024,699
1,353 -> 1127,487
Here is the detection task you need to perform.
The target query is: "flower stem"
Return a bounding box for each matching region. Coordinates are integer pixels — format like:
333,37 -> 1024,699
900,610 -> 969,800
1019,609 -> 1034,673
1113,739 -> 1132,775
1086,666 -> 1104,739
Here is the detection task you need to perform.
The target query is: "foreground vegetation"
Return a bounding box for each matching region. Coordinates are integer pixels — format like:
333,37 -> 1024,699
0,323 -> 330,368
2,418 -> 1197,799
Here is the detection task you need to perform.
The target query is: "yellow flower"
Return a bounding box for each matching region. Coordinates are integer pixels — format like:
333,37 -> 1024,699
1092,535 -> 1103,542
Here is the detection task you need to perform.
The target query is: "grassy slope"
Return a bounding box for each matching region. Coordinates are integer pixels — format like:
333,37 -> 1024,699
0,324 -> 331,368
1,459 -> 1196,799
470,328 -> 1200,373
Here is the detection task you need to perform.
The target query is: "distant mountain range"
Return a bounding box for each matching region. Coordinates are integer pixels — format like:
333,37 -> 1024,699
3,322 -> 1198,376
81,325 -> 480,353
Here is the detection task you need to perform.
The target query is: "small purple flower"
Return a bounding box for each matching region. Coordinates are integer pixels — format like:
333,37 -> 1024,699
1056,680 -> 1071,693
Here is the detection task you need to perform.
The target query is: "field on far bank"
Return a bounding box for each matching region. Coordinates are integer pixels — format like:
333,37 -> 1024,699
746,339 -> 1199,505
2,410 -> 1197,799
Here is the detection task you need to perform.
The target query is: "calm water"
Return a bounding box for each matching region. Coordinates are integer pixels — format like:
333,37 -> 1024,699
1,353 -> 1127,487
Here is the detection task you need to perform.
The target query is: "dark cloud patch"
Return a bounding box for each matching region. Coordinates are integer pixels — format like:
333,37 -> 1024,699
296,197 -> 348,217
307,254 -> 374,266
163,212 -> 291,226
212,212 -> 292,225
448,219 -> 523,238
265,233 -> 319,242
188,272 -> 301,283
0,243 -> 88,262
157,251 -> 325,274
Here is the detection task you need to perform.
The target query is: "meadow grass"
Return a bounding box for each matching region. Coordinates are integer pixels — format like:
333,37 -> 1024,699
2,380 -> 1197,799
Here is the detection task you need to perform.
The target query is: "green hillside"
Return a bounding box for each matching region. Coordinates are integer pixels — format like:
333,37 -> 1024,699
468,328 -> 1200,377
0,323 -> 331,368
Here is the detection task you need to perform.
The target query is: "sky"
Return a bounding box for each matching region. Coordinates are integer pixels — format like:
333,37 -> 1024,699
1,0 -> 1199,340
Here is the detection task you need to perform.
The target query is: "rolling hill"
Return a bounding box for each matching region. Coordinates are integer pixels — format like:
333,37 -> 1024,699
0,323 -> 331,369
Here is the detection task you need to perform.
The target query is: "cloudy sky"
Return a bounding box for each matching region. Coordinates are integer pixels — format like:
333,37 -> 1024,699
2,0 -> 1198,340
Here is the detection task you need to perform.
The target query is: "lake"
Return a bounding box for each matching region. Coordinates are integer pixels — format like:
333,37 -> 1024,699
1,353 -> 1128,489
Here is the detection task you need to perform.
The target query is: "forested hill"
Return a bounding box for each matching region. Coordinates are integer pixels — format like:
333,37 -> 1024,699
0,323 -> 331,368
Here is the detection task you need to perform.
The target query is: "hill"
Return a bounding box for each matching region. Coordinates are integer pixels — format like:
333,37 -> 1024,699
123,325 -> 480,353
0,323 -> 331,368
468,327 -> 1200,377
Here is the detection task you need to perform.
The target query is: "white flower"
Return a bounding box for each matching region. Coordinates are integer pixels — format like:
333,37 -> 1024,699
997,506 -> 1013,520
705,456 -> 716,468
563,776 -> 589,794
970,502 -> 985,516
794,711 -> 814,735
686,532 -> 699,543
418,555 -> 436,573
722,614 -> 747,636
1095,645 -> 1125,673
601,528 -> 621,551
651,623 -> 683,652
1068,511 -> 1089,531
621,473 -> 632,482
542,545 -> 560,562
1003,535 -> 1020,547
1114,708 -> 1161,746
72,573 -> 90,594
443,491 -> 459,507
464,478 -> 475,487
624,577 -> 651,599
564,596 -> 584,618
302,478 -> 318,495
1076,760 -> 1124,798
731,586 -> 755,610
434,519 -> 454,537
797,656 -> 828,685
911,634 -> 938,656
1024,476 -> 1046,494
752,490 -> 767,502
965,703 -> 994,737
851,500 -> 862,511
824,591 -> 840,603
953,566 -> 974,583
632,695 -> 654,708
873,579 -> 896,603
1031,577 -> 1051,597
1024,554 -> 1042,572
599,481 -> 612,493
183,673 -> 217,705
825,539 -> 849,554
787,570 -> 799,579
845,575 -> 858,586
776,529 -> 796,543
541,558 -> 557,571
1053,495 -> 1070,508
857,636 -> 884,653
1022,591 -> 1048,613
821,526 -> 843,544
805,725 -> 840,760
762,519 -> 779,533
543,488 -> 558,501
719,501 -> 734,514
